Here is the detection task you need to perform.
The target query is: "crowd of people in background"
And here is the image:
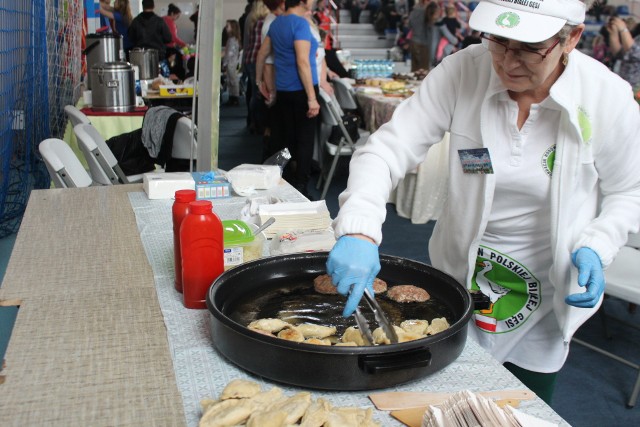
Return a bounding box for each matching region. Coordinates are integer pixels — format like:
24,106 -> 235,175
98,0 -> 196,81
94,0 -> 639,198
227,0 -> 484,197
225,1 -> 640,199
592,12 -> 640,89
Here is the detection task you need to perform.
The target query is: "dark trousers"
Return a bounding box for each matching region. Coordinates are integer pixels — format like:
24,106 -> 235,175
245,63 -> 266,133
350,5 -> 362,24
269,87 -> 319,192
242,70 -> 251,124
503,362 -> 558,405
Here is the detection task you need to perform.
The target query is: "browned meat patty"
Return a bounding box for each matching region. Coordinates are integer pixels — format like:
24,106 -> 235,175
313,274 -> 338,294
313,274 -> 388,294
372,277 -> 388,294
386,285 -> 430,303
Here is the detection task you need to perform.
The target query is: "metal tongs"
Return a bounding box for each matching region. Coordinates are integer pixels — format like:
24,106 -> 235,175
353,288 -> 399,345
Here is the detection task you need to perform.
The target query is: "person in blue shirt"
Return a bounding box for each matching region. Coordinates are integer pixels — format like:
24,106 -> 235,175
99,0 -> 134,54
256,0 -> 320,198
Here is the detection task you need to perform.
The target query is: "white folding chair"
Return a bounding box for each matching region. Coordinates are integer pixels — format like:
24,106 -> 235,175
331,77 -> 359,111
573,232 -> 640,408
39,138 -> 93,188
74,123 -> 143,185
316,89 -> 370,200
64,105 -> 91,127
172,116 -> 197,161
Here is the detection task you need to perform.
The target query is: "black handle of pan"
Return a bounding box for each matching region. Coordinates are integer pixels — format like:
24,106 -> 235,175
469,290 -> 491,310
358,347 -> 432,374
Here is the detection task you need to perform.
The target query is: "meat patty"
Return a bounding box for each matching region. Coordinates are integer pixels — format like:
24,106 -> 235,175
372,277 -> 388,294
313,274 -> 338,294
386,285 -> 430,303
313,274 -> 388,294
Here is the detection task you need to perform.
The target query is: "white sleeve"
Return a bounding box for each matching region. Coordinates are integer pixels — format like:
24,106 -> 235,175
262,16 -> 275,65
332,56 -> 461,243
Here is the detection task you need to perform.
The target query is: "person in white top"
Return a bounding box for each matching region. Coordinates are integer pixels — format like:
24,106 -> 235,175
255,0 -> 286,107
327,0 -> 640,404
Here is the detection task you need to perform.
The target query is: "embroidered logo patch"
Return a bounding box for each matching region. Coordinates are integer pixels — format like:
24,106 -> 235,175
471,246 -> 541,334
496,12 -> 520,28
541,144 -> 556,177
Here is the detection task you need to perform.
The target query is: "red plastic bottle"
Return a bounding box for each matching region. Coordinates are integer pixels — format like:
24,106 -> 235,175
180,200 -> 224,309
172,189 -> 196,293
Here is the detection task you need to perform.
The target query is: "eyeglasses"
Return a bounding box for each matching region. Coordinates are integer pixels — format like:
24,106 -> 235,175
481,35 -> 561,64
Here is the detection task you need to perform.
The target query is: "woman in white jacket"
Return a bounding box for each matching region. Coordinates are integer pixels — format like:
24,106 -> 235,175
327,0 -> 640,404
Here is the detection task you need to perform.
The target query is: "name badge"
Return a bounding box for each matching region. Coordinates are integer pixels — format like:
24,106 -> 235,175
458,148 -> 494,174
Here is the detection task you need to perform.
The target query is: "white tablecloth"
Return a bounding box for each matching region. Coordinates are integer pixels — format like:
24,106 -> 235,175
127,185 -> 569,427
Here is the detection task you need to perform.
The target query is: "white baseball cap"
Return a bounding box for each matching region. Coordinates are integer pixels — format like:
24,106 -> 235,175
469,0 -> 586,43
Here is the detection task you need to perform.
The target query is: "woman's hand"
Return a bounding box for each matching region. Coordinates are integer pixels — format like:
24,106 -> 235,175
608,17 -> 626,34
566,247 -> 605,308
257,81 -> 271,102
307,98 -> 320,118
326,235 -> 380,317
607,16 -> 633,55
320,80 -> 334,96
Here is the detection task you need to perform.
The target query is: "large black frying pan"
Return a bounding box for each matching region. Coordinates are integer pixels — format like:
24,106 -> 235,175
206,252 -> 474,391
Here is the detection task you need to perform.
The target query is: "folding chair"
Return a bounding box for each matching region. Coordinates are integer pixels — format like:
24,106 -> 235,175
172,116 -> 197,161
315,89 -> 370,200
573,232 -> 640,407
39,138 -> 93,188
331,77 -> 359,112
64,105 -> 91,127
74,123 -> 143,185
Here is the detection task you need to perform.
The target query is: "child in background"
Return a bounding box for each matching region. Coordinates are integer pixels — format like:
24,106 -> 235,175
223,20 -> 242,106
440,5 -> 464,47
160,47 -> 186,82
395,16 -> 411,62
591,34 -> 608,64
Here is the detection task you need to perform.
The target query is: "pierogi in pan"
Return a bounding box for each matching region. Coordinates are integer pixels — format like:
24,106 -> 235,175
248,318 -> 290,334
296,323 -> 336,339
246,317 -> 450,346
243,275 -> 450,347
276,326 -> 305,342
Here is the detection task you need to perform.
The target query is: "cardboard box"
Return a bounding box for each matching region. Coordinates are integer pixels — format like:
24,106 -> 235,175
143,172 -> 195,199
159,85 -> 194,96
192,171 -> 231,200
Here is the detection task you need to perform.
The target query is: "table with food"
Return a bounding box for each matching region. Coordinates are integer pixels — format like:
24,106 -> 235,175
0,171 -> 571,426
354,74 -> 424,133
351,74 -> 449,225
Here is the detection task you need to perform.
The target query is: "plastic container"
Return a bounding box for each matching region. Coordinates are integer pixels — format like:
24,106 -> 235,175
172,189 -> 196,293
222,220 -> 264,270
180,200 -> 224,309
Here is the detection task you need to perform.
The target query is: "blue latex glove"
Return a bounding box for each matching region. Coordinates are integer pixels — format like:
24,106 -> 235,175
565,247 -> 605,308
326,236 -> 381,317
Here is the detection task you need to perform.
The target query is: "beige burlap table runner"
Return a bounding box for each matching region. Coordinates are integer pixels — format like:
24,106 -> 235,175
0,185 -> 186,426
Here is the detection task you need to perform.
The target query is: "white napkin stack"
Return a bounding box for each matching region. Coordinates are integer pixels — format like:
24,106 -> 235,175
422,390 -> 557,427
258,200 -> 332,239
269,229 -> 337,255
